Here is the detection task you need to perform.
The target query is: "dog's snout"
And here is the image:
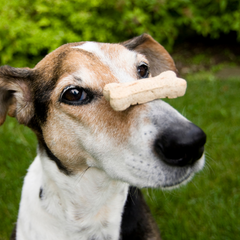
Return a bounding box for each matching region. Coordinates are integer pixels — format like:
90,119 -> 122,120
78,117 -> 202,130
154,122 -> 206,167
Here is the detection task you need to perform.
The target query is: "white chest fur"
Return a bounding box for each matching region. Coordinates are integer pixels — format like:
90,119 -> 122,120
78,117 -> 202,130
16,155 -> 129,240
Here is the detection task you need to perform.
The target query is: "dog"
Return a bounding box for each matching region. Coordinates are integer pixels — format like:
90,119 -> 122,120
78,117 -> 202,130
0,34 -> 206,240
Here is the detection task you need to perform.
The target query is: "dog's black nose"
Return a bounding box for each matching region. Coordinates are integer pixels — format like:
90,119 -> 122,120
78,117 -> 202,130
154,122 -> 206,167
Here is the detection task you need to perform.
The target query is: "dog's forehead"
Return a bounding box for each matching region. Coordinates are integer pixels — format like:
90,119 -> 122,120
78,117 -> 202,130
34,41 -> 147,87
73,41 -> 137,64
71,42 -> 147,83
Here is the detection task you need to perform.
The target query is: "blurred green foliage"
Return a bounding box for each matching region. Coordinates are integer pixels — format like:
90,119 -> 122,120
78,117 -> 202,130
1,0 -> 240,67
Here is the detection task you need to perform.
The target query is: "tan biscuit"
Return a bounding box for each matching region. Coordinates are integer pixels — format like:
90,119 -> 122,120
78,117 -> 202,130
103,71 -> 187,111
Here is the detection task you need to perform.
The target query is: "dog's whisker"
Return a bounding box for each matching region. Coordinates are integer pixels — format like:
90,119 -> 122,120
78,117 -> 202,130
75,166 -> 91,185
128,187 -> 137,205
150,188 -> 158,204
203,160 -> 214,174
145,188 -> 152,203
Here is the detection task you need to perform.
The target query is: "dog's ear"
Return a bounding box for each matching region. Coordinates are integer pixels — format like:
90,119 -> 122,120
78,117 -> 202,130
0,65 -> 34,126
122,34 -> 177,76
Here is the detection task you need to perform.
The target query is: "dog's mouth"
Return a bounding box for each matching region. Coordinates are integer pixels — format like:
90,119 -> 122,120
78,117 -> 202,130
161,171 -> 193,189
160,152 -> 205,189
125,151 -> 205,189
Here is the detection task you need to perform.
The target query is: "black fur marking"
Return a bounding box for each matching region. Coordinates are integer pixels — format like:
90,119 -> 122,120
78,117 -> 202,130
121,187 -> 158,240
10,224 -> 16,240
39,187 -> 43,199
31,51 -> 68,125
32,75 -> 59,125
122,34 -> 148,51
40,139 -> 72,175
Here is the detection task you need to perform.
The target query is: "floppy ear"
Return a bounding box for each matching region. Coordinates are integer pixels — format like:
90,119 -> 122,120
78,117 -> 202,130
122,34 -> 177,76
0,65 -> 34,126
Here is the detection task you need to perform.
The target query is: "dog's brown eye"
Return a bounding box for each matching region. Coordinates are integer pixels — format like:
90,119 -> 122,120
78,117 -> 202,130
60,86 -> 91,105
63,88 -> 87,102
137,64 -> 149,78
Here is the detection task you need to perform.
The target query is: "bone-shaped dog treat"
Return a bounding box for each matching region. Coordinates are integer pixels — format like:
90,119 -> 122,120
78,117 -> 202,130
103,70 -> 187,111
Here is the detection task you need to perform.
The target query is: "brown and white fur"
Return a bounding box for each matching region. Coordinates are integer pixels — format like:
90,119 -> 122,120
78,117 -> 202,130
0,34 -> 206,240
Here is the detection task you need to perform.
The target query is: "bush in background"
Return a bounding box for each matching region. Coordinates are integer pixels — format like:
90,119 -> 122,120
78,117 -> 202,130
0,0 -> 240,67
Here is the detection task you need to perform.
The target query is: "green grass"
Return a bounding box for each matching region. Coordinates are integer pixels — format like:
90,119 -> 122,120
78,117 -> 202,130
0,78 -> 240,239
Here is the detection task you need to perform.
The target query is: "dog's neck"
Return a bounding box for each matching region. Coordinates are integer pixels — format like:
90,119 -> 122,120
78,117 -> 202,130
17,151 -> 129,240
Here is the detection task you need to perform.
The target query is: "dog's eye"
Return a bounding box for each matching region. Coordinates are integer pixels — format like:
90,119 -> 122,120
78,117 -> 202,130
63,88 -> 87,102
137,63 -> 149,78
60,86 -> 91,105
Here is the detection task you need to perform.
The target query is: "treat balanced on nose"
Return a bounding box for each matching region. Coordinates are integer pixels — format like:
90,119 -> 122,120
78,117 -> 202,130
103,70 -> 187,111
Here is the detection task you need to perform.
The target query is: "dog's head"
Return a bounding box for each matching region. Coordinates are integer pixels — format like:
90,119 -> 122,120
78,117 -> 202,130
0,34 -> 206,189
